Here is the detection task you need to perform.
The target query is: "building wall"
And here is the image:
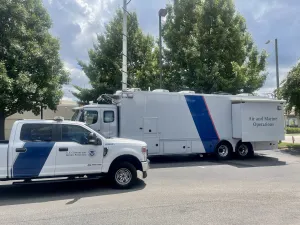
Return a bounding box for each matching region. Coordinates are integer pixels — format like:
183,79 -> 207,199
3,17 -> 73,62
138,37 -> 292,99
285,115 -> 300,127
5,100 -> 77,139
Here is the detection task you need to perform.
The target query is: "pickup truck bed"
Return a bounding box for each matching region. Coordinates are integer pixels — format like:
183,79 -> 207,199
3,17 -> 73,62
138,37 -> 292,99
0,141 -> 8,179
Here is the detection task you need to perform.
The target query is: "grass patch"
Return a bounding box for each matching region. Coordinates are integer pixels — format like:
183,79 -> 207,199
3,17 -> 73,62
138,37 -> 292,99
278,142 -> 300,149
285,133 -> 300,136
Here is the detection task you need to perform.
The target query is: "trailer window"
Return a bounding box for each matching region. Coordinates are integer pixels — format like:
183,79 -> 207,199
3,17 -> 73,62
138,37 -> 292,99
84,110 -> 98,125
20,124 -> 53,142
104,111 -> 114,123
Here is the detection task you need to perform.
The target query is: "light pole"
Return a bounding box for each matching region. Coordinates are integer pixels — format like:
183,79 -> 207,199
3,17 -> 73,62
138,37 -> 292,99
266,38 -> 279,96
159,8 -> 167,89
122,0 -> 128,91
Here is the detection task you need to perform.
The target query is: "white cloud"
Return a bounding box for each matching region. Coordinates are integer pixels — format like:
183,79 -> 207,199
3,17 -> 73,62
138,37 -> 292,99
64,61 -> 90,88
69,0 -> 118,54
63,61 -> 92,100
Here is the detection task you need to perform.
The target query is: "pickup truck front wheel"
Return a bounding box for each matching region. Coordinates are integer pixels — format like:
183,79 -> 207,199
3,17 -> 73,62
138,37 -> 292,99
110,162 -> 137,189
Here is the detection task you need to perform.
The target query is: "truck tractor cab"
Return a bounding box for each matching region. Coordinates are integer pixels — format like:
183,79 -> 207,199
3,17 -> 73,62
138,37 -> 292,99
72,104 -> 118,138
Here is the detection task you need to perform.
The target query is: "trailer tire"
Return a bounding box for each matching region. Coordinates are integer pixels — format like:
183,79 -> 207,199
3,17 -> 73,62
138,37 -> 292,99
236,142 -> 254,159
215,141 -> 233,160
110,162 -> 137,189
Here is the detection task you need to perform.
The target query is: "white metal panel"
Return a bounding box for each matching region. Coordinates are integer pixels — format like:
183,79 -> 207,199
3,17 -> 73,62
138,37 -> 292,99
0,144 -> 8,178
119,93 -> 145,141
191,141 -> 205,153
232,104 -> 242,138
120,92 -> 211,155
144,137 -> 160,155
143,117 -> 158,134
144,93 -> 200,140
163,141 -> 187,154
241,102 -> 285,142
10,122 -> 56,178
204,95 -> 233,140
186,141 -> 192,153
100,107 -> 118,138
54,124 -> 103,176
253,141 -> 278,150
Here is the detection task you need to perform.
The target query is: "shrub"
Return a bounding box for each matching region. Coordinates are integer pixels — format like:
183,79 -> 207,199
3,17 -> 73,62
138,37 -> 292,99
286,127 -> 300,134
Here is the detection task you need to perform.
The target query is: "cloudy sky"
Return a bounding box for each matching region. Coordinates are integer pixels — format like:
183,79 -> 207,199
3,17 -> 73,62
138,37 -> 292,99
42,0 -> 300,100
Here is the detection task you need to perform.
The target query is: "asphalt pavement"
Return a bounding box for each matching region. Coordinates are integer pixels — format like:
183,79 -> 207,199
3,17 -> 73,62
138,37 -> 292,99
1,150 -> 300,225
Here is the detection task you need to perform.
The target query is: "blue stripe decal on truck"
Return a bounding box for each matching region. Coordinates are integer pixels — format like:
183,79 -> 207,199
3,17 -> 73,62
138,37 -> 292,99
13,142 -> 55,178
185,95 -> 220,153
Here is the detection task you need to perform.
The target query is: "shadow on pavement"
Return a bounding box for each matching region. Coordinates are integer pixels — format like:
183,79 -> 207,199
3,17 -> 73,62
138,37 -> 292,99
149,153 -> 287,169
280,148 -> 300,156
0,177 -> 146,207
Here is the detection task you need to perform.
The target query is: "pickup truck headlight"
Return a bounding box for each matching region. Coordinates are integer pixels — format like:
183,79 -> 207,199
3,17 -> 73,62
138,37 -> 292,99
142,146 -> 148,160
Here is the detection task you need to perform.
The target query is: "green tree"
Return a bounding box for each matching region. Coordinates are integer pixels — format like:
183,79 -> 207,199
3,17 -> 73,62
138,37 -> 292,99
279,64 -> 300,115
162,0 -> 267,94
75,10 -> 159,103
0,0 -> 69,139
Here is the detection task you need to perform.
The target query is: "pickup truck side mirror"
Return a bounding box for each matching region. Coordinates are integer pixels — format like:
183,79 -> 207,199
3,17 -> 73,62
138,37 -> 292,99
96,137 -> 102,146
88,133 -> 102,146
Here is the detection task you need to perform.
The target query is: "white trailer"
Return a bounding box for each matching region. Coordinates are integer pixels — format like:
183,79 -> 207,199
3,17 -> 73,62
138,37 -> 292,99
72,90 -> 285,160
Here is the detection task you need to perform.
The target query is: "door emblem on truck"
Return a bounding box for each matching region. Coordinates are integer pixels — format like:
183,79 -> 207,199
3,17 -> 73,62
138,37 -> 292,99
89,150 -> 96,157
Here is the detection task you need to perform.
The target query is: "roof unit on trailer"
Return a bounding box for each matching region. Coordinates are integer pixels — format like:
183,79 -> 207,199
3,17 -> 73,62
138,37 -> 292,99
152,89 -> 169,93
126,88 -> 141,92
230,96 -> 286,104
178,90 -> 195,94
115,88 -> 141,96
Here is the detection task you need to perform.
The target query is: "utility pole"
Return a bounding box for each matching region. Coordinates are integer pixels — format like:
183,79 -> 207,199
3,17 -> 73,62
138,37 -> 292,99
275,38 -> 279,91
159,8 -> 167,89
122,0 -> 128,91
266,38 -> 280,98
41,104 -> 43,119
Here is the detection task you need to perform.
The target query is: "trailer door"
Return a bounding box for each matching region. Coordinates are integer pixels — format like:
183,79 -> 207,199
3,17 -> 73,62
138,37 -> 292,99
143,117 -> 160,155
232,101 -> 285,142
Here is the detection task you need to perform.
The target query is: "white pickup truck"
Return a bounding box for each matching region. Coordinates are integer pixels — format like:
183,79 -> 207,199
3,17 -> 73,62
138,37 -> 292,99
0,118 -> 150,189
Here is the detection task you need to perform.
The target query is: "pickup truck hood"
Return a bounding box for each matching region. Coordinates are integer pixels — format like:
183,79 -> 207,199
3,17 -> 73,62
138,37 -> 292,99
105,138 -> 146,147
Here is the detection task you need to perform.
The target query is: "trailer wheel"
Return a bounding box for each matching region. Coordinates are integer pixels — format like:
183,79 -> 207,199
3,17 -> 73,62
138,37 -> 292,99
236,142 -> 254,159
215,141 -> 233,160
110,162 -> 137,189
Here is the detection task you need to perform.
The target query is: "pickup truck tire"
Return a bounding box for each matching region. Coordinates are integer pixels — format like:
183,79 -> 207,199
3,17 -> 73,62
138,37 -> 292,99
110,162 -> 137,189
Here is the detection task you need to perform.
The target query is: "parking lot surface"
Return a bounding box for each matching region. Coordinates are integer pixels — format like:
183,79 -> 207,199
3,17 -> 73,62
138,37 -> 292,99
1,150 -> 300,225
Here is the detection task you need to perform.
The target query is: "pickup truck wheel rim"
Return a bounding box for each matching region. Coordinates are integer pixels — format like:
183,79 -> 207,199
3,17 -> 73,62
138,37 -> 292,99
218,145 -> 228,157
115,168 -> 132,186
238,144 -> 248,157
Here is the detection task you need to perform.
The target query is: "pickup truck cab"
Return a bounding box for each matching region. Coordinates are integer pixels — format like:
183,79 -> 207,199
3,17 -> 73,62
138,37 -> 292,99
0,118 -> 149,189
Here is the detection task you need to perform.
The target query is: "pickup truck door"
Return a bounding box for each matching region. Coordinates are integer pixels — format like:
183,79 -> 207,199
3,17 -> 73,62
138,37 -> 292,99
54,124 -> 103,176
11,123 -> 56,178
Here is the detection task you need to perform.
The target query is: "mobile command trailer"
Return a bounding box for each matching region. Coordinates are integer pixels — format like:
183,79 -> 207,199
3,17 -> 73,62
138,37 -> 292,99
72,90 -> 285,160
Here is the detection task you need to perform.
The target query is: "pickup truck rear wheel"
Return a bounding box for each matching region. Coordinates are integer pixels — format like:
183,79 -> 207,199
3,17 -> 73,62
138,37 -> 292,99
111,162 -> 137,189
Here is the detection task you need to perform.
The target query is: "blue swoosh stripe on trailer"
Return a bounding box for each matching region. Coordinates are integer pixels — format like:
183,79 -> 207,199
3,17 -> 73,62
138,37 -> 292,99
185,95 -> 220,153
13,142 -> 55,178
